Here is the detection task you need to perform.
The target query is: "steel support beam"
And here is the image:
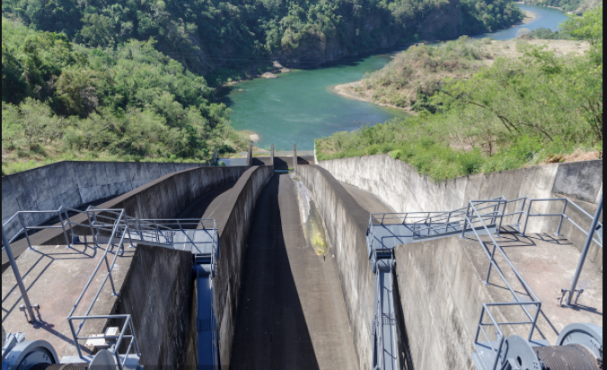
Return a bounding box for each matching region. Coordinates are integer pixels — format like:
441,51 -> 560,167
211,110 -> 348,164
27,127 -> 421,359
566,194 -> 602,305
2,228 -> 36,323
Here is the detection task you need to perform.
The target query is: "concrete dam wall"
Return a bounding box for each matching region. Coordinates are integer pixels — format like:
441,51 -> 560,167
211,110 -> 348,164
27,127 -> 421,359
319,155 -> 603,268
2,165 -> 248,271
297,158 -> 603,369
294,164 -> 375,370
211,166 -> 274,368
2,160 -> 208,240
107,245 -> 195,369
100,165 -> 273,368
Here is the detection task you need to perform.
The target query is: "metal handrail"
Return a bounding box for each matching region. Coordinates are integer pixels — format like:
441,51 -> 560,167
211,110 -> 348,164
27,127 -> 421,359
463,199 -> 542,370
367,196 -> 603,250
68,210 -> 126,340
366,195 -> 601,370
65,209 -> 219,363
4,205 -> 219,368
464,201 -> 541,312
483,196 -> 603,247
474,301 -> 542,370
68,314 -> 140,370
374,272 -> 383,370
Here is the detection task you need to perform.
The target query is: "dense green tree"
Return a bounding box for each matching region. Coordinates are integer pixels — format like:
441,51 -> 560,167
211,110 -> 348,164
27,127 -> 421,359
2,17 -> 248,174
3,0 -> 524,78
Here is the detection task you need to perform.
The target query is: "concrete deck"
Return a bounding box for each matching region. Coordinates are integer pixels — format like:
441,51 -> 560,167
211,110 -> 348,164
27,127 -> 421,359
230,173 -> 359,370
1,243 -> 135,359
462,231 -> 603,344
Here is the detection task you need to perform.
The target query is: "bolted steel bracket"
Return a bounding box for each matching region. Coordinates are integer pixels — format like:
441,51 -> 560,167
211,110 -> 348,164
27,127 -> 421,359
558,289 -> 569,306
558,288 -> 584,306
18,305 -> 28,321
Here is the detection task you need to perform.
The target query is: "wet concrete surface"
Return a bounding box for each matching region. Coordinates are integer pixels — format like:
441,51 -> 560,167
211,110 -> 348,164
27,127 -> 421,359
229,173 -> 359,370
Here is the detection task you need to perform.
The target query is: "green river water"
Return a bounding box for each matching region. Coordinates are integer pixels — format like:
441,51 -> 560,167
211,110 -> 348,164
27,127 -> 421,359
226,4 -> 567,151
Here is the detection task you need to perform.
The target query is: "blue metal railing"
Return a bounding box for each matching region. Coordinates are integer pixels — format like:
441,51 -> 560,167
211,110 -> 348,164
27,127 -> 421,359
3,206 -> 220,369
366,197 -> 505,250
463,199 -> 542,370
366,195 -> 602,370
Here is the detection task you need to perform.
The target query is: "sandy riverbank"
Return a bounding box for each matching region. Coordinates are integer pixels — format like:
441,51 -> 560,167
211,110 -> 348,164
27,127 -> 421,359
240,130 -> 260,142
331,82 -> 416,114
522,10 -> 537,24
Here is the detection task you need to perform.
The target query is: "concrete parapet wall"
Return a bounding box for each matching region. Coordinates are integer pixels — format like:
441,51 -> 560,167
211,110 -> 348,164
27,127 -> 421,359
212,166 -> 274,369
107,245 -> 195,369
3,166 -> 249,271
99,166 -> 273,368
294,165 -> 373,370
393,235 -> 511,370
319,155 -> 603,268
47,166 -> 248,246
2,161 -> 207,240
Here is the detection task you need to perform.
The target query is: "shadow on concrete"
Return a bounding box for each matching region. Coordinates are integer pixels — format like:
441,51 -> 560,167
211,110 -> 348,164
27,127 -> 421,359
32,316 -> 94,355
567,304 -> 603,316
392,270 -> 415,370
296,156 -> 311,165
249,156 -> 314,169
229,174 -> 320,370
1,244 -> 105,324
528,233 -> 573,246
175,181 -> 237,225
273,157 -> 292,170
251,157 -> 273,166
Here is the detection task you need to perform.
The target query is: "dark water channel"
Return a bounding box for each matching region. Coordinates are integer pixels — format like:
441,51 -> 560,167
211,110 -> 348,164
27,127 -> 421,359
226,4 -> 567,151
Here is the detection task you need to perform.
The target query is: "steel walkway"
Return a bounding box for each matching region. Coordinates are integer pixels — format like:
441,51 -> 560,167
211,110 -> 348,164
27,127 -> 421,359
366,195 -> 603,370
3,206 -> 221,370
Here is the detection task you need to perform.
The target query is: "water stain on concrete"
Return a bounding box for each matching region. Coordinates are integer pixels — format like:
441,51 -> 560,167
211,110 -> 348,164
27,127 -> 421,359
292,174 -> 329,256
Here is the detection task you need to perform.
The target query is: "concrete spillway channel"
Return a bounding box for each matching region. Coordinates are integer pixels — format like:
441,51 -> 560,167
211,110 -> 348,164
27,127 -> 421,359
229,173 -> 359,369
3,156 -> 603,370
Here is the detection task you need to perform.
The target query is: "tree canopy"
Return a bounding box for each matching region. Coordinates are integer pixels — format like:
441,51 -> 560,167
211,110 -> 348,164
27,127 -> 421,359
2,17 -> 248,174
2,0 -> 524,79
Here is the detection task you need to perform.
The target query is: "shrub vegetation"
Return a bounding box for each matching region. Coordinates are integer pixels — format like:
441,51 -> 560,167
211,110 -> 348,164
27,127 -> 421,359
316,8 -> 602,180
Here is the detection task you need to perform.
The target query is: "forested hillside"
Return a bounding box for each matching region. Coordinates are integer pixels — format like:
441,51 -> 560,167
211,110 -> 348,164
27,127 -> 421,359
2,17 -> 248,174
2,0 -> 524,80
519,0 -> 601,14
317,8 -> 602,180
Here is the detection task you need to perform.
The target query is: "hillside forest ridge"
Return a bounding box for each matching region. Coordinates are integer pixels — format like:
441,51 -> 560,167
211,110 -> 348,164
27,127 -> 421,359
2,0 -> 526,81
1,0 -> 603,177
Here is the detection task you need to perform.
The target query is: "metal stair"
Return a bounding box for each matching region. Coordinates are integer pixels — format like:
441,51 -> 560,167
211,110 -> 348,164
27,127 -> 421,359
365,197 -> 524,370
